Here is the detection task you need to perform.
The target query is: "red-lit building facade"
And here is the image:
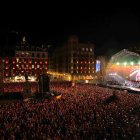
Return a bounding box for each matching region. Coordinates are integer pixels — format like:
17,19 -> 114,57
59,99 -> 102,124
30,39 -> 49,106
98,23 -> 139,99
2,37 -> 48,82
49,36 -> 95,81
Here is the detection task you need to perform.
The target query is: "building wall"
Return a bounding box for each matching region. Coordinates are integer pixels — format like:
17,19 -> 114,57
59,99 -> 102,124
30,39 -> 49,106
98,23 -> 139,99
49,36 -> 95,81
2,37 -> 48,82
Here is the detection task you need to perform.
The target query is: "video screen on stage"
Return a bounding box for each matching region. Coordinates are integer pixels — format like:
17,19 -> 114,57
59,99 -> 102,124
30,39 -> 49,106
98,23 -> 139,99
96,60 -> 101,72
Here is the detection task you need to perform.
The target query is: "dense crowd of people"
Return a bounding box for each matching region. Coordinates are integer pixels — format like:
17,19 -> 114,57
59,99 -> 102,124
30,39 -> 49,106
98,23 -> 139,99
0,82 -> 38,93
0,82 -> 140,139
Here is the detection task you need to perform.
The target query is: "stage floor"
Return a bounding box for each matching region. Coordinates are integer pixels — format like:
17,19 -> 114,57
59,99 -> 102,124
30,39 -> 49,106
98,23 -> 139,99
106,84 -> 140,93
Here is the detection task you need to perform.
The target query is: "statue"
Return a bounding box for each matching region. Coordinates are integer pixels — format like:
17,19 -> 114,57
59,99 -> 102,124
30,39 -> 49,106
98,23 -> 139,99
36,73 -> 50,95
36,73 -> 42,93
23,72 -> 30,95
25,72 -> 28,81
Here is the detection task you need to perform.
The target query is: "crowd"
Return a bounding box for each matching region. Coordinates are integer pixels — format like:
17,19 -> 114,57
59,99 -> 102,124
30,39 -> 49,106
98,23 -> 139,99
0,82 -> 38,93
0,82 -> 140,139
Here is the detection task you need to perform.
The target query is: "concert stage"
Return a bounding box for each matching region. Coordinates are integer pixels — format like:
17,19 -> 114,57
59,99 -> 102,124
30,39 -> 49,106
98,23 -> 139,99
106,84 -> 140,94
105,49 -> 140,93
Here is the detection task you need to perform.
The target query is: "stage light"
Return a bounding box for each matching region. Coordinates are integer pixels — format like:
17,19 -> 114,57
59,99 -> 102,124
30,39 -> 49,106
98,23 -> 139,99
124,62 -> 127,66
116,62 -> 120,65
130,62 -> 134,66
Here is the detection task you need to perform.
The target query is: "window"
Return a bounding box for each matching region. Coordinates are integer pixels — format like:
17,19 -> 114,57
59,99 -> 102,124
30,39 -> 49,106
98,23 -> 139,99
16,46 -> 19,50
42,53 -> 45,58
82,48 -> 84,51
32,53 -> 34,57
73,64 -> 76,69
21,52 -> 24,57
16,53 -> 19,57
26,46 -> 29,51
37,53 -> 40,58
86,48 -> 88,51
90,48 -> 92,52
21,46 -> 24,51
26,52 -> 29,57
31,47 -> 34,51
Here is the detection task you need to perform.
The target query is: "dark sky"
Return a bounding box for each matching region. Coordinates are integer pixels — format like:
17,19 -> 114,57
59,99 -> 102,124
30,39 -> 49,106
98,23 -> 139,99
1,4 -> 140,57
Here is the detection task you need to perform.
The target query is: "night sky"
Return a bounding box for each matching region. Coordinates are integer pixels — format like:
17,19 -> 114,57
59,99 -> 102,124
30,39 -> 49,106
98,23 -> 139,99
1,4 -> 140,58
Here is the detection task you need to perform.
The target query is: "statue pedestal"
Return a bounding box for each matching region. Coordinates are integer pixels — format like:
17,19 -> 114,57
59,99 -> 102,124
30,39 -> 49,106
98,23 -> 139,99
23,81 -> 31,99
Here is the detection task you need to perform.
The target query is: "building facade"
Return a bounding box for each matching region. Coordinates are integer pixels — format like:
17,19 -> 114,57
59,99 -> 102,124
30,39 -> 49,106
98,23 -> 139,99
2,37 -> 48,82
49,36 -> 95,81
